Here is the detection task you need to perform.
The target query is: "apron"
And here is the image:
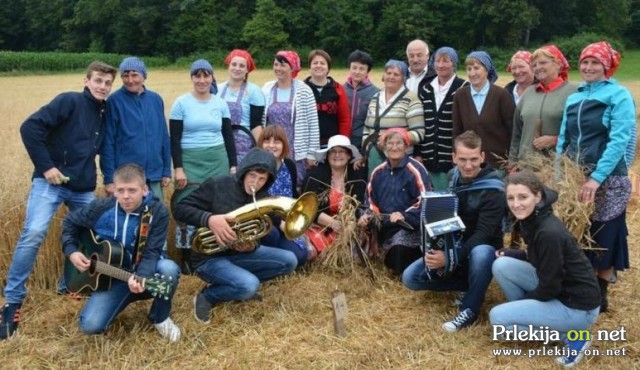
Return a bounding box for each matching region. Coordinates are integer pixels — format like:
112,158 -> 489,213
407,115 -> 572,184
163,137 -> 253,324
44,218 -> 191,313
266,84 -> 306,185
221,83 -> 254,164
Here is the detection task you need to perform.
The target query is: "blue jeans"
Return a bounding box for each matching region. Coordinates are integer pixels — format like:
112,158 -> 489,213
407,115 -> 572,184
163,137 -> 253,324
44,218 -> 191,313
195,245 -> 297,304
78,258 -> 180,334
4,178 -> 95,304
261,227 -> 308,266
489,257 -> 599,334
402,244 -> 495,314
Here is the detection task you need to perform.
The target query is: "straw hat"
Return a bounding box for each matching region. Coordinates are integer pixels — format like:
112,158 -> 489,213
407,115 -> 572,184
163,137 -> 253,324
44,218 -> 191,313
314,135 -> 362,163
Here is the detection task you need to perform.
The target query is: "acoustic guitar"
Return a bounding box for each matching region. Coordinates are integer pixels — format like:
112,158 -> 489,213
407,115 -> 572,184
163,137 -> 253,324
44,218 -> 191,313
64,229 -> 172,300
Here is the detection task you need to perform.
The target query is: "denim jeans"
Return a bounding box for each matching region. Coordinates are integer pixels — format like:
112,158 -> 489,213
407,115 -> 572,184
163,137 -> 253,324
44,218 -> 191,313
402,244 -> 495,314
489,257 -> 599,334
261,227 -> 308,266
78,258 -> 180,334
195,245 -> 297,304
4,178 -> 95,304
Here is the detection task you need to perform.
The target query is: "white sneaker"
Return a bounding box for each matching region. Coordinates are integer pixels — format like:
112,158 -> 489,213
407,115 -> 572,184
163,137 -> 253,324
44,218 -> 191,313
155,317 -> 181,342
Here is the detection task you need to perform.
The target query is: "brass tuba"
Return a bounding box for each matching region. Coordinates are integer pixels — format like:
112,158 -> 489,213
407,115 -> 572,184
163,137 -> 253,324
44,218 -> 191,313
191,191 -> 318,255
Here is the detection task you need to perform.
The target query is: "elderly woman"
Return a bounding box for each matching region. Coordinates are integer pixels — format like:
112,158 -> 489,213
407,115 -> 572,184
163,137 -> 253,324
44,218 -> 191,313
343,50 -> 380,148
452,51 -> 514,169
362,59 -> 424,175
218,49 -> 266,164
358,128 -> 431,274
302,135 -> 367,257
169,59 -> 237,272
415,47 -> 469,189
263,50 -> 320,186
557,41 -> 636,313
304,50 -> 351,147
504,51 -> 535,105
510,45 -> 576,164
490,171 -> 600,368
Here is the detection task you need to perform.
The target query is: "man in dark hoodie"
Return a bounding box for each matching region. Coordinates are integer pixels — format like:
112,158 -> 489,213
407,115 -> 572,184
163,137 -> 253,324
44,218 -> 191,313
1,61 -> 117,341
173,148 -> 298,324
403,130 -> 506,332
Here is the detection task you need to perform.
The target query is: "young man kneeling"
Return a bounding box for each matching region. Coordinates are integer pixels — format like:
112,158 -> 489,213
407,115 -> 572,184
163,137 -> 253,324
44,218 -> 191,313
62,163 -> 181,341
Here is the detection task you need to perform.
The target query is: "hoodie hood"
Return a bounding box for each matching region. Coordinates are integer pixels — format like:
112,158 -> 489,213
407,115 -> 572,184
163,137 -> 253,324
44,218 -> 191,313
236,147 -> 277,190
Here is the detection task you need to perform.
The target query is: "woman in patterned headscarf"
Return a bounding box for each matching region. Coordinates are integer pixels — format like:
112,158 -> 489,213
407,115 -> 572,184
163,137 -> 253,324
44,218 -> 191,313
452,51 -> 514,169
510,45 -> 577,164
557,41 -> 637,313
262,50 -> 320,187
504,50 -> 535,105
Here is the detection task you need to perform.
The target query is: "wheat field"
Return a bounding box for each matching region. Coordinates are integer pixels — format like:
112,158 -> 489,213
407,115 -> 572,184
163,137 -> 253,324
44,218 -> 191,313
0,69 -> 638,369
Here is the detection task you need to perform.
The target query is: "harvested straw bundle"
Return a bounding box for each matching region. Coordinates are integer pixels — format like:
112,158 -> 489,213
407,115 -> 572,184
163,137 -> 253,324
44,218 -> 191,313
510,153 -> 598,249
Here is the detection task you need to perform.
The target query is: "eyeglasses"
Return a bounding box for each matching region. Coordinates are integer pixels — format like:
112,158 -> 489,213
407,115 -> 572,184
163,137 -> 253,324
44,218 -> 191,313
329,148 -> 349,156
385,141 -> 406,148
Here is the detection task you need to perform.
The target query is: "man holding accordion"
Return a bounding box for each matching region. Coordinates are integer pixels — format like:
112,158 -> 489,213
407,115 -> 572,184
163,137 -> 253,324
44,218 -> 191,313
403,130 -> 506,332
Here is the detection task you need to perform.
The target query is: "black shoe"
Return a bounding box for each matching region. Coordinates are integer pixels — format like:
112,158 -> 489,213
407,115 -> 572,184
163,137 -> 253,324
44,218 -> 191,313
442,308 -> 477,332
598,277 -> 609,313
193,294 -> 213,324
0,303 -> 22,340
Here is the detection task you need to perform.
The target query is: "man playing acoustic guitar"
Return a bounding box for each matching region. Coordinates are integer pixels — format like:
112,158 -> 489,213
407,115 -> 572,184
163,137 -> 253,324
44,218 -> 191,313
62,163 -> 181,341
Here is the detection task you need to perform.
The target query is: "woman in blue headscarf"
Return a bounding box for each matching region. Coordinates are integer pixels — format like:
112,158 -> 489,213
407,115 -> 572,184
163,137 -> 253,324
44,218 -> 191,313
452,51 -> 514,170
361,59 -> 425,175
414,47 -> 469,189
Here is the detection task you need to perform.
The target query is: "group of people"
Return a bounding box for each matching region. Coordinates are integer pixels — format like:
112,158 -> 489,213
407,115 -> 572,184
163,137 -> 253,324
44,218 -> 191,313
0,39 -> 635,368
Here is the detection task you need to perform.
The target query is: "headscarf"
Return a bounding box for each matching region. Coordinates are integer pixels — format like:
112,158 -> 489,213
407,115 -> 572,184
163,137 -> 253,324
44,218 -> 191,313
224,49 -> 257,73
467,51 -> 497,84
190,59 -> 213,75
506,50 -> 532,72
538,45 -> 570,81
430,46 -> 459,69
579,41 -> 621,79
383,127 -> 410,146
384,59 -> 409,79
276,50 -> 302,78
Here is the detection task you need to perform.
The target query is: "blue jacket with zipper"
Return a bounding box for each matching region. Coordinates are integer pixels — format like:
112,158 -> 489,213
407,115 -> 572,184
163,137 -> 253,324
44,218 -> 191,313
20,87 -> 105,192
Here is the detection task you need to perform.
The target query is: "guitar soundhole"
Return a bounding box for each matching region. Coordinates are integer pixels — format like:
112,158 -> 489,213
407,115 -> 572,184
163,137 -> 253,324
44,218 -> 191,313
89,254 -> 99,275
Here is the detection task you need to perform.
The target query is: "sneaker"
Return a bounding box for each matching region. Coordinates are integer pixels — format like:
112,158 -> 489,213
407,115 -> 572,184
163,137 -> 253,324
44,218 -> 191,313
193,293 -> 213,324
556,338 -> 592,367
442,308 -> 477,332
154,317 -> 181,342
0,303 -> 22,340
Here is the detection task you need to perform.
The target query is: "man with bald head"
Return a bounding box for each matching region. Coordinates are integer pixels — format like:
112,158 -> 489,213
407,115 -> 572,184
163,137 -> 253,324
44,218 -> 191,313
405,39 -> 436,94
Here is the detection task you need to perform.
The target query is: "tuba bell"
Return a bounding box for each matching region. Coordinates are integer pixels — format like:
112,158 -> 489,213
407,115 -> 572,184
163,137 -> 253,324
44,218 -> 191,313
191,191 -> 318,255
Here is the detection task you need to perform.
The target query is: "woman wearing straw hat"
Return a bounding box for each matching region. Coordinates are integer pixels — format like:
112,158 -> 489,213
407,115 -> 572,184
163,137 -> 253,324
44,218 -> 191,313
452,51 -> 514,169
169,59 -> 237,273
219,49 -> 266,164
302,135 -> 367,258
557,41 -> 636,313
510,45 -> 576,164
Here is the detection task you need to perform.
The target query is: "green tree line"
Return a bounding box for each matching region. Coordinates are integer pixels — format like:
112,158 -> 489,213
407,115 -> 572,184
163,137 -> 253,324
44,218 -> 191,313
1,0 -> 638,66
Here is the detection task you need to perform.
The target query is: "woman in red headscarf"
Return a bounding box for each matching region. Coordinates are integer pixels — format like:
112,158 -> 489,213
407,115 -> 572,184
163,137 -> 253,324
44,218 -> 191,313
262,50 -> 320,187
509,45 -> 577,164
557,41 -> 636,313
504,50 -> 535,105
219,49 -> 266,164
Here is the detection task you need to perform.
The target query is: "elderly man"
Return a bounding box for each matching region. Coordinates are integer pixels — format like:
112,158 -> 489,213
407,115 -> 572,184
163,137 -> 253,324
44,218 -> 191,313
100,57 -> 172,200
405,39 -> 437,94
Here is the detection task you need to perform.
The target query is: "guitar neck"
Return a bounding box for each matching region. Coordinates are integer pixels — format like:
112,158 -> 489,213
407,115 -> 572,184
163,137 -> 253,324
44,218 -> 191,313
94,261 -> 144,286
